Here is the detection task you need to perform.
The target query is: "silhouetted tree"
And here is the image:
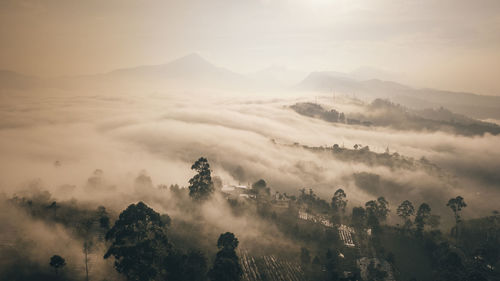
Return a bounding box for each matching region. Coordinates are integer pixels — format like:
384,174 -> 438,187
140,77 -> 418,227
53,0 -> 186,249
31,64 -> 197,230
447,196 -> 467,241
188,157 -> 214,201
331,188 -> 347,214
209,232 -> 242,281
104,202 -> 171,281
365,197 -> 390,223
376,197 -> 390,222
415,203 -> 431,235
97,206 -> 110,230
83,240 -> 93,281
397,200 -> 415,231
49,255 -> 66,275
352,207 -> 366,229
78,218 -> 94,281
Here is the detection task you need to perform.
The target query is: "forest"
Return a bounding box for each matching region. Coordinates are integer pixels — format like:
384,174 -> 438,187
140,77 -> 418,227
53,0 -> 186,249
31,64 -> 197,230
0,157 -> 498,281
290,99 -> 500,136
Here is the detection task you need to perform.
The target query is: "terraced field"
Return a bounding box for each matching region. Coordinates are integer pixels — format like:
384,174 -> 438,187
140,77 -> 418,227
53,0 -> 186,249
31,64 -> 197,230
240,250 -> 306,281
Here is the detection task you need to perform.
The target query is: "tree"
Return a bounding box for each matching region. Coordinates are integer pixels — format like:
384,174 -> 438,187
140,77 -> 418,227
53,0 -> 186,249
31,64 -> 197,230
49,255 -> 66,275
324,249 -> 341,281
415,203 -> 431,235
397,200 -> 415,231
365,197 -> 390,223
376,197 -> 390,222
331,188 -> 347,214
104,202 -> 171,281
365,199 -> 384,233
434,250 -> 466,281
188,157 -> 214,201
217,232 -> 239,250
83,240 -> 93,281
78,217 -> 95,281
447,196 -> 467,241
184,251 -> 208,281
164,250 -> 208,281
352,207 -> 366,229
97,206 -> 111,230
251,179 -> 270,199
209,232 -> 242,281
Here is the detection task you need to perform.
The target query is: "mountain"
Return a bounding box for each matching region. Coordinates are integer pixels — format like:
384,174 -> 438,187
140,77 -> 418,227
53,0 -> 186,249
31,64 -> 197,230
0,54 -> 249,92
106,53 -> 247,86
297,71 -> 500,120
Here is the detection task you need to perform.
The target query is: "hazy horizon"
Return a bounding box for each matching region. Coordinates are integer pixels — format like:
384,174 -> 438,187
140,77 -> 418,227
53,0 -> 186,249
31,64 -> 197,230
1,0 -> 500,95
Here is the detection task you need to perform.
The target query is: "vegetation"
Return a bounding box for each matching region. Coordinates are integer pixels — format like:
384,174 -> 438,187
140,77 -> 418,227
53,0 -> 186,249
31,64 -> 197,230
104,202 -> 171,281
209,232 -> 242,281
188,157 -> 215,201
290,100 -> 500,136
1,158 -> 499,281
49,255 -> 66,275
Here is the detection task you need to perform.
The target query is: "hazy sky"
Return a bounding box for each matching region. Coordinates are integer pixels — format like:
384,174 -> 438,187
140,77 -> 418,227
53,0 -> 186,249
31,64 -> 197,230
1,0 -> 500,94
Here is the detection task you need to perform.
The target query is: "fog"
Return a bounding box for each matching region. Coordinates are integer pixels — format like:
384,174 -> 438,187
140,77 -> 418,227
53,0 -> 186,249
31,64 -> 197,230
1,64 -> 500,281
1,81 -> 499,217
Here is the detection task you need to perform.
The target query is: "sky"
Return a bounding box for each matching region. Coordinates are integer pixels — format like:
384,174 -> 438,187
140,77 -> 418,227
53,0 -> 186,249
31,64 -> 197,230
1,0 -> 500,95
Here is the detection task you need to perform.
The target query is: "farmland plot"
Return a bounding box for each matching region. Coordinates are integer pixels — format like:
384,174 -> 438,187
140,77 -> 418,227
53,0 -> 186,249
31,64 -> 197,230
240,250 -> 306,281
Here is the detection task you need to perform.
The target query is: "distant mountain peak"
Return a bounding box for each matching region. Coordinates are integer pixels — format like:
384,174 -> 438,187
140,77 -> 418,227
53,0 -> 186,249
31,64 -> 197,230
165,53 -> 216,69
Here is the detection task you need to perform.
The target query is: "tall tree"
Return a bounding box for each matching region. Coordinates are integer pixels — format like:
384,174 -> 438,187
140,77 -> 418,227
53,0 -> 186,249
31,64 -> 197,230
104,202 -> 171,281
447,196 -> 467,241
188,157 -> 214,201
209,232 -> 242,281
49,255 -> 66,275
352,207 -> 366,229
331,188 -> 347,214
415,203 -> 432,235
376,197 -> 390,222
78,217 -> 95,281
397,200 -> 415,231
365,197 -> 390,223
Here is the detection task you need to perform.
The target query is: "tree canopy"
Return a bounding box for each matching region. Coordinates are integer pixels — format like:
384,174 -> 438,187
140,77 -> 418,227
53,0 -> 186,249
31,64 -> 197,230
397,200 -> 415,230
104,202 -> 171,281
415,203 -> 432,234
188,157 -> 214,201
331,188 -> 347,214
209,232 -> 242,281
49,255 -> 66,275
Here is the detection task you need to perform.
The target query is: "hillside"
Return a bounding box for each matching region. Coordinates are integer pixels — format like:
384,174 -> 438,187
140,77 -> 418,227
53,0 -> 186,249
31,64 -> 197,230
290,100 -> 500,136
297,72 -> 500,120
